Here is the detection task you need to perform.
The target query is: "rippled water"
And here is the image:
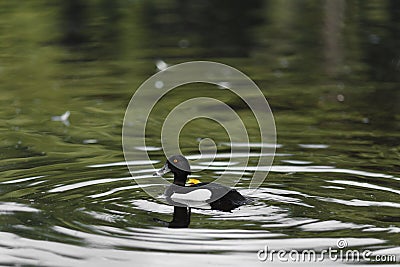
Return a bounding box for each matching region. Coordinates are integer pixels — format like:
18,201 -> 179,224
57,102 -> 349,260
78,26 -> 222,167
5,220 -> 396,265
1,142 -> 399,265
1,1 -> 400,266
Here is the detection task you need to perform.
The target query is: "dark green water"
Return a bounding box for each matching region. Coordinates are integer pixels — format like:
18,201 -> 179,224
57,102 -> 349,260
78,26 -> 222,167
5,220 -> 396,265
0,1 -> 399,266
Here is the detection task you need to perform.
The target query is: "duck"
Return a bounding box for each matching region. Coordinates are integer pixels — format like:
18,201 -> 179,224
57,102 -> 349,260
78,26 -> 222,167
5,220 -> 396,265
154,155 -> 250,212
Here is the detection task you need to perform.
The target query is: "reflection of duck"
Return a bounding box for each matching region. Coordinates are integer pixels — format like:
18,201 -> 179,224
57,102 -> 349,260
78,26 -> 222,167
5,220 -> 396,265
154,155 -> 249,212
153,206 -> 191,228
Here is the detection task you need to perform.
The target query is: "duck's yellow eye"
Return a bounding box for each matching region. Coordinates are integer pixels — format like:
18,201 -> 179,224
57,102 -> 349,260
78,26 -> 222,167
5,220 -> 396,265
173,159 -> 178,163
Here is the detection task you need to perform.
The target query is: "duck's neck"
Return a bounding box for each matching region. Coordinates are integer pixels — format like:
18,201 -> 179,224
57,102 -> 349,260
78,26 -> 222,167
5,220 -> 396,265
173,173 -> 188,186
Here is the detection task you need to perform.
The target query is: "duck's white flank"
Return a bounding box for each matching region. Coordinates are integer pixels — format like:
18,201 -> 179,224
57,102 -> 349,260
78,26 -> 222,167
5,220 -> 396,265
171,189 -> 212,201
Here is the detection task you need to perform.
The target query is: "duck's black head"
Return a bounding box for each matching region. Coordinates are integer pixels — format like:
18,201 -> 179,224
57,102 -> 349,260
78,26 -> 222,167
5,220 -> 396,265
154,155 -> 191,186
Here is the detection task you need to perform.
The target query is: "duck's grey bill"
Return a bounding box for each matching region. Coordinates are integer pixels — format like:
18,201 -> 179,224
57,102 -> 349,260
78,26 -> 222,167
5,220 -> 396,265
153,163 -> 171,176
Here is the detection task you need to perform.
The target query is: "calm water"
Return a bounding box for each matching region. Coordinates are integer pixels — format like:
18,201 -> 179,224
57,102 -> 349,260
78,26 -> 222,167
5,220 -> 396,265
0,1 -> 399,266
